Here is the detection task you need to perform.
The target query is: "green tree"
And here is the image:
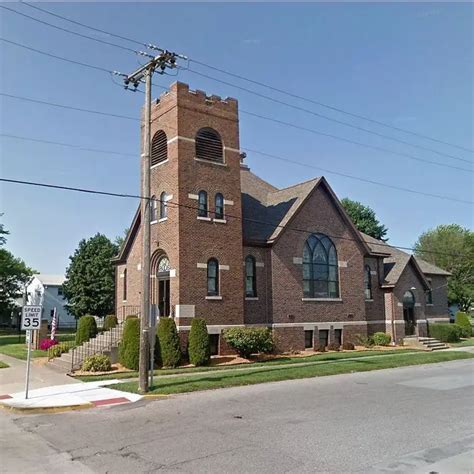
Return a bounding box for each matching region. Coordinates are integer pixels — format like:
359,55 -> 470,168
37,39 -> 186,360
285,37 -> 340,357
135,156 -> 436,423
63,233 -> 118,318
341,198 -> 388,241
414,224 -> 474,311
114,227 -> 129,253
188,319 -> 210,366
0,221 -> 33,323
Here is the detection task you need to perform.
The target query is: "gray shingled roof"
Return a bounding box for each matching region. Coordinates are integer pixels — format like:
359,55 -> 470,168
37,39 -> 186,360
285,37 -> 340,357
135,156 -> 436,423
360,232 -> 451,285
241,168 -> 320,243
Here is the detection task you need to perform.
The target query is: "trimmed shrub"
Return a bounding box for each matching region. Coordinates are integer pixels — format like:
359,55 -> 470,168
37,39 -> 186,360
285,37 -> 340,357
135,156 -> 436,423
455,312 -> 472,338
119,317 -> 140,370
82,354 -> 112,372
429,323 -> 462,343
372,332 -> 391,346
327,342 -> 340,351
342,341 -> 355,350
104,314 -> 118,331
40,338 -> 58,351
126,314 -> 138,320
49,343 -> 70,358
188,319 -> 210,366
75,315 -> 98,345
354,334 -> 374,348
223,327 -> 273,359
314,343 -> 326,352
157,318 -> 181,368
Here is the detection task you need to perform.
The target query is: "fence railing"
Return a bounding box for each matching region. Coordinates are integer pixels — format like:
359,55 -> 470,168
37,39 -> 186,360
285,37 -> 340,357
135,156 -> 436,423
117,305 -> 141,321
69,322 -> 124,371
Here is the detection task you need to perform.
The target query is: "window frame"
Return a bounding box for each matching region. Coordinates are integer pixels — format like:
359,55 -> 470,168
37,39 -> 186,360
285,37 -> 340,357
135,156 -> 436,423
215,193 -> 224,220
244,255 -> 257,297
160,191 -> 168,219
198,190 -> 208,217
426,280 -> 433,305
207,258 -> 219,296
150,195 -> 157,222
195,127 -> 224,163
151,130 -> 168,167
302,233 -> 339,299
364,265 -> 373,300
123,268 -> 127,301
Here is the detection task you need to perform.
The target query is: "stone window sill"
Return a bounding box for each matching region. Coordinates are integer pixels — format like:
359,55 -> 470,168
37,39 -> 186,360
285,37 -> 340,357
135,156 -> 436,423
206,295 -> 223,300
197,216 -> 212,222
213,218 -> 227,224
150,220 -> 158,225
194,157 -> 228,167
302,298 -> 343,302
245,297 -> 258,301
150,159 -> 169,169
365,299 -> 374,302
426,304 -> 434,306
159,217 -> 168,223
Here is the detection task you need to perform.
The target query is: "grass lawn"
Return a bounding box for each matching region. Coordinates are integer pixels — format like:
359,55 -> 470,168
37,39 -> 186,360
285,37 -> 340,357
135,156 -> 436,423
0,360 -> 9,369
451,338 -> 474,347
77,349 -> 417,382
0,333 -> 76,360
112,351 -> 474,395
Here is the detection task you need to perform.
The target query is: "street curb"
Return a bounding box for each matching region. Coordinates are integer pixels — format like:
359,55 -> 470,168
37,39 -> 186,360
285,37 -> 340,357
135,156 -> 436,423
142,394 -> 170,399
0,401 -> 94,415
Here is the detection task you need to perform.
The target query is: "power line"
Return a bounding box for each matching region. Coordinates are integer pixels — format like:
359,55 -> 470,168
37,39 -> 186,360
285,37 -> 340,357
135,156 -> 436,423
8,4 -> 472,165
20,1 -> 474,156
1,93 -> 471,204
242,147 -> 473,205
0,133 -> 136,158
184,67 -> 472,166
0,92 -> 139,121
0,177 -> 466,258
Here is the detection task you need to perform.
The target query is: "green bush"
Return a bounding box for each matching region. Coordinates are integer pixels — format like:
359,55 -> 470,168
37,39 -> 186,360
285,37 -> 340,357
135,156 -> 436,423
354,334 -> 374,347
188,319 -> 210,366
75,315 -> 98,345
314,343 -> 326,352
119,317 -> 140,370
455,312 -> 472,338
157,318 -> 181,368
49,343 -> 70,359
104,314 -> 118,331
223,327 -> 273,359
327,342 -> 340,351
342,341 -> 355,350
372,332 -> 391,346
82,354 -> 112,372
428,323 -> 462,343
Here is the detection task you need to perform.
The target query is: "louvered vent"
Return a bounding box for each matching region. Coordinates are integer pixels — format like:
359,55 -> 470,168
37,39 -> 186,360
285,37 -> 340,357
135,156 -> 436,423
195,128 -> 223,163
151,130 -> 167,166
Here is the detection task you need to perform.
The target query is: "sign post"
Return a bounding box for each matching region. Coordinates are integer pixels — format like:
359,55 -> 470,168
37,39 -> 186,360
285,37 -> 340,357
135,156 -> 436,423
21,305 -> 41,399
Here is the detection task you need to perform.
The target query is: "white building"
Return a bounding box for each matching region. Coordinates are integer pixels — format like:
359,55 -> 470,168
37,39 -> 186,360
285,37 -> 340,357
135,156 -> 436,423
26,274 -> 76,328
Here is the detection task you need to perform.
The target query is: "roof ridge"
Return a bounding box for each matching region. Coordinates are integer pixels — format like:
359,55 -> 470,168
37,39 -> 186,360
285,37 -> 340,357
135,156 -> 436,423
270,176 -> 320,194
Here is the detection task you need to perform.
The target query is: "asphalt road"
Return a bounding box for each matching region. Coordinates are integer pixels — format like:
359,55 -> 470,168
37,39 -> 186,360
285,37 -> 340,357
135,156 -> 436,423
2,359 -> 473,473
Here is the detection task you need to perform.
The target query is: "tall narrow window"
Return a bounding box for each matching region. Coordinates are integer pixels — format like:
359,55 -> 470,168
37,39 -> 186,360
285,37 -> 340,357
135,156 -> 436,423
245,255 -> 257,297
160,191 -> 168,219
364,265 -> 372,300
150,195 -> 157,222
215,193 -> 224,219
123,268 -> 127,301
207,258 -> 219,296
303,233 -> 339,298
195,128 -> 223,163
151,130 -> 168,166
198,190 -> 208,217
426,280 -> 433,304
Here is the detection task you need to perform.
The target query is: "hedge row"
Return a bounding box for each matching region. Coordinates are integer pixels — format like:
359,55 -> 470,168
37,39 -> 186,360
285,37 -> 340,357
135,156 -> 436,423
428,323 -> 462,343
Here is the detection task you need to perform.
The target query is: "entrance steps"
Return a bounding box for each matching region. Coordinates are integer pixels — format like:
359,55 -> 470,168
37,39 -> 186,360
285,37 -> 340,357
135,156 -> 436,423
403,336 -> 449,351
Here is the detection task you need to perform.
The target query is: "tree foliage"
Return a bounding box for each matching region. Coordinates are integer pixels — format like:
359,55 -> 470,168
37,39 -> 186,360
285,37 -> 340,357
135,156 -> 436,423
0,220 -> 33,322
157,318 -> 181,368
414,224 -> 473,311
63,233 -> 118,318
188,318 -> 210,366
119,317 -> 140,370
75,315 -> 98,345
341,198 -> 388,241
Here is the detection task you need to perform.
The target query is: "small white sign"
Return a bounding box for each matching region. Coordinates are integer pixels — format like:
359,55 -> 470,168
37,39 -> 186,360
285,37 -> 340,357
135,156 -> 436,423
21,306 -> 42,330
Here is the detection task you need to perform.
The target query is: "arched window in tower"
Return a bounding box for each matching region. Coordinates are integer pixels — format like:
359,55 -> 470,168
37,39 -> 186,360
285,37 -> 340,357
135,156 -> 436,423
207,258 -> 219,296
245,255 -> 257,297
150,195 -> 157,222
364,265 -> 372,300
198,190 -> 208,217
195,128 -> 223,163
302,233 -> 339,298
215,193 -> 224,219
160,191 -> 168,219
151,130 -> 168,167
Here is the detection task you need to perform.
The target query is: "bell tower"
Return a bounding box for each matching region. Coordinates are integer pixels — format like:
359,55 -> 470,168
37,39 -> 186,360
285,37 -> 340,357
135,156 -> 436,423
147,82 -> 244,329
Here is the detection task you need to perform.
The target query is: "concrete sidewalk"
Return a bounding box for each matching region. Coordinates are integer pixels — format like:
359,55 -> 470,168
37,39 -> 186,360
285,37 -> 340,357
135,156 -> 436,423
0,354 -> 79,395
0,380 -> 143,411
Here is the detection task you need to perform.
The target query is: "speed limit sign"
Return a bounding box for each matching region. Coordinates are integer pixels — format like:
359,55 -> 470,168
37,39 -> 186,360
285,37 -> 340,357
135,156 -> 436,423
21,306 -> 42,330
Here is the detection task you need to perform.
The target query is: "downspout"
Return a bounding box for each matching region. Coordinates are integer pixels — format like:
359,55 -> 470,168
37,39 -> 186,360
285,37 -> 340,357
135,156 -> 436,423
391,291 -> 397,345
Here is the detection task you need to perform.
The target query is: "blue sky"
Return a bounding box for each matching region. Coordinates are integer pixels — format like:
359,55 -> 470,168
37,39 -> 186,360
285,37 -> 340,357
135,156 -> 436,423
1,2 -> 472,274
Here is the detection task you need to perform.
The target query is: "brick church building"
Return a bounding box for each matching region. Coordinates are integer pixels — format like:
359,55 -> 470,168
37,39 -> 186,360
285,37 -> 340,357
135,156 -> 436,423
113,81 -> 450,354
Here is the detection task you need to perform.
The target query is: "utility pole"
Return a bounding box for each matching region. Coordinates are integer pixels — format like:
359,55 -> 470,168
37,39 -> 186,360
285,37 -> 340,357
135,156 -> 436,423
122,47 -> 184,393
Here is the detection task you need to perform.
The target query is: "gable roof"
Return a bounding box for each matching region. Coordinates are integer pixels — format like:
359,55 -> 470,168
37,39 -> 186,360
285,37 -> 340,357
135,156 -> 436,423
241,169 -> 373,255
112,207 -> 141,264
360,232 -> 451,286
34,274 -> 65,286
